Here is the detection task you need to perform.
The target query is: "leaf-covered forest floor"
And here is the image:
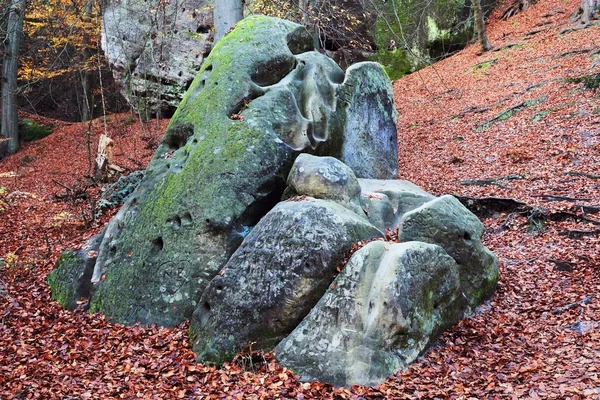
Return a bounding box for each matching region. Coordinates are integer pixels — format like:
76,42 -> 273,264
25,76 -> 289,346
1,0 -> 599,397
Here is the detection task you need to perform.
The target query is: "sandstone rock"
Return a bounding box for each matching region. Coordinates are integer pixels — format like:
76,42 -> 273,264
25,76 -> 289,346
284,154 -> 363,214
276,241 -> 462,386
190,198 -> 382,364
47,230 -> 104,310
88,16 -> 317,326
359,192 -> 396,232
101,0 -> 214,115
359,179 -> 434,230
398,195 -> 499,309
339,62 -> 398,179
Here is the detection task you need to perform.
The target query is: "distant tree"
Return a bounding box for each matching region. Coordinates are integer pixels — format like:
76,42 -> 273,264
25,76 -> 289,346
0,0 -> 28,159
473,0 -> 492,52
214,0 -> 243,42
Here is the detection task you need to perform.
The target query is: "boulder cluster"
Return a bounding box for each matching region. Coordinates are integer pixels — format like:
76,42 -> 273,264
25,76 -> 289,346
51,16 -> 498,387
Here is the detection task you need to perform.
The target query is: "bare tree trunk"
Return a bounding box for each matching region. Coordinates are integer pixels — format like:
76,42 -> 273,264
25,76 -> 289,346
298,0 -> 319,49
0,0 -> 27,159
473,0 -> 492,52
214,0 -> 243,42
80,0 -> 94,122
581,0 -> 598,24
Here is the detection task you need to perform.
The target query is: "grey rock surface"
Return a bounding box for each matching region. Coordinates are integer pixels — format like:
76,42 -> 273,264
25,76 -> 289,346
190,198 -> 382,364
358,179 -> 434,230
398,195 -> 499,309
276,241 -> 462,387
339,62 -> 398,179
284,154 -> 363,214
101,0 -> 214,115
47,230 -> 104,310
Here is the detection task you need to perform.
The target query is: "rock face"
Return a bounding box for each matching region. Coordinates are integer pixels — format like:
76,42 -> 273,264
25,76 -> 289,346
101,0 -> 214,115
397,195 -> 499,309
275,241 -> 462,387
190,199 -> 382,363
47,231 -> 104,310
284,154 -> 363,214
50,16 -> 398,327
339,63 -> 398,179
358,179 -> 435,230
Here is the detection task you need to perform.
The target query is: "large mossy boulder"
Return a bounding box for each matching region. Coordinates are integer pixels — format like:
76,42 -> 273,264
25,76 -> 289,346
276,241 -> 462,387
51,16 -> 398,327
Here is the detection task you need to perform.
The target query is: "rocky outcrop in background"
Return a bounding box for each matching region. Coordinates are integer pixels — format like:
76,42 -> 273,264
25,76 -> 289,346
53,16 -> 498,387
101,0 -> 214,116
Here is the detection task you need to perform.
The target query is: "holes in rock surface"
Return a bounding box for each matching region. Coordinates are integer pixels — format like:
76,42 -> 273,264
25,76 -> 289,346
168,215 -> 182,228
250,55 -> 296,86
199,301 -> 211,326
463,232 -> 472,241
215,285 -> 223,294
178,71 -> 183,77
162,123 -> 194,151
196,25 -> 211,34
109,246 -> 117,257
228,86 -> 265,120
181,212 -> 193,225
151,237 -> 164,254
192,11 -> 197,18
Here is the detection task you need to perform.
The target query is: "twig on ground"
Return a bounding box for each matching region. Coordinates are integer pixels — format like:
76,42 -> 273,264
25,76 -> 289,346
559,229 -> 600,239
532,194 -> 592,202
553,295 -> 594,314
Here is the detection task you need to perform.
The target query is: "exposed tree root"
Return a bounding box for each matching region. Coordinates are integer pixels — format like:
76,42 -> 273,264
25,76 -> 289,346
501,0 -> 536,20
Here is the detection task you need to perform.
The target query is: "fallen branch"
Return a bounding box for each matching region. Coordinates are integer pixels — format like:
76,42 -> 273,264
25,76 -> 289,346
554,48 -> 593,58
575,205 -> 600,214
453,195 -> 529,218
547,258 -> 575,271
458,174 -> 524,187
559,229 -> 600,239
565,171 -> 600,179
553,295 -> 593,314
547,211 -> 600,225
532,194 -> 592,202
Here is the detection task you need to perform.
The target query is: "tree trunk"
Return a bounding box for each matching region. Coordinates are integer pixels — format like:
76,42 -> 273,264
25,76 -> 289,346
214,0 -> 243,42
80,0 -> 94,122
473,0 -> 492,52
581,0 -> 598,24
0,0 -> 27,159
